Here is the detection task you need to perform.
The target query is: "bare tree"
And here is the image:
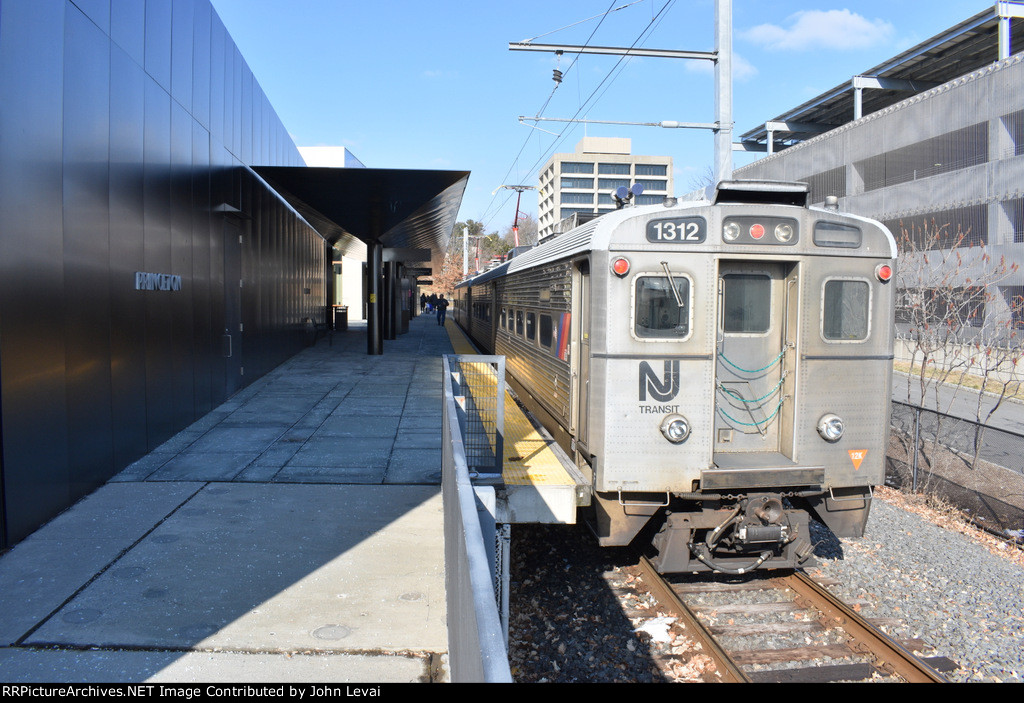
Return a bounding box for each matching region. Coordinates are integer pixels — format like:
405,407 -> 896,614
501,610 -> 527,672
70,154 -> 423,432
687,165 -> 716,193
895,219 -> 1024,467
503,212 -> 538,247
428,243 -> 464,295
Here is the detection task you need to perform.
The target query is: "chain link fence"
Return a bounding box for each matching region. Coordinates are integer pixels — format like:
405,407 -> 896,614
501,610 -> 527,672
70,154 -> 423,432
887,400 -> 1024,537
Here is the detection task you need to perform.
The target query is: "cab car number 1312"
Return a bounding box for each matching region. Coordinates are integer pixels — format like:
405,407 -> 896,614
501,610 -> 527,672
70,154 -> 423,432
645,217 -> 707,243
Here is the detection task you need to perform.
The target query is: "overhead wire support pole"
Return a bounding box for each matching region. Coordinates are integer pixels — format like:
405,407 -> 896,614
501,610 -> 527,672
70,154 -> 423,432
492,184 -> 536,247
508,0 -> 734,185
462,230 -> 488,277
714,0 -> 734,183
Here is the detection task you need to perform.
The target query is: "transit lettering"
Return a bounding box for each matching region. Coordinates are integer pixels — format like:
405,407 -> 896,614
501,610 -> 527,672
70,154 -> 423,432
638,404 -> 680,414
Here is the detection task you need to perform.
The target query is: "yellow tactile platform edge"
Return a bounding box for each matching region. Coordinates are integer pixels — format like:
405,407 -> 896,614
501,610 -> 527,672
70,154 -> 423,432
444,320 -> 576,487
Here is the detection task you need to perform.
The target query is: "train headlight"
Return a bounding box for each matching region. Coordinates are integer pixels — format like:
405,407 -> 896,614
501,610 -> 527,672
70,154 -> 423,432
774,223 -> 795,242
723,222 -> 740,242
817,414 -> 845,442
660,414 -> 691,444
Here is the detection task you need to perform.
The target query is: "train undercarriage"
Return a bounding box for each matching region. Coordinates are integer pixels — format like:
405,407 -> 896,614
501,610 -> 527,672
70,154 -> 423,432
589,486 -> 873,574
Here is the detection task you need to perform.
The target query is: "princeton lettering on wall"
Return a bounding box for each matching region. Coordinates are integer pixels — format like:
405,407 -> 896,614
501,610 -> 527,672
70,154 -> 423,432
134,272 -> 183,291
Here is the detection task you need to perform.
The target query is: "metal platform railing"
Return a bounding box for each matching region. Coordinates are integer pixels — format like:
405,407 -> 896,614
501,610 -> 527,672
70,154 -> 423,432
447,355 -> 505,478
441,354 -> 512,683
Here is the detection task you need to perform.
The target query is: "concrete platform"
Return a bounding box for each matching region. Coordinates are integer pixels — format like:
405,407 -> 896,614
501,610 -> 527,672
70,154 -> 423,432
0,315 -> 452,683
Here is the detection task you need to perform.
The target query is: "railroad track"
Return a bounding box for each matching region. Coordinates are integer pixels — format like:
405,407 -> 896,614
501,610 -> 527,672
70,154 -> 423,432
626,557 -> 956,683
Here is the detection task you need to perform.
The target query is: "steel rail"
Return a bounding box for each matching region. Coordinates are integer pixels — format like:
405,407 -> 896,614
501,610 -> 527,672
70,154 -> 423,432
637,556 -> 750,683
776,571 -> 948,683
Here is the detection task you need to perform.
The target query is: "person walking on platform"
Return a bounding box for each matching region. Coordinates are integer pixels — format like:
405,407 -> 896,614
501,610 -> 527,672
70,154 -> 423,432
436,295 -> 449,326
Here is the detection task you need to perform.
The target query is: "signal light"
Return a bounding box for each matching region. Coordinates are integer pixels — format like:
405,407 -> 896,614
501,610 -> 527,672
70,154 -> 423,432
749,223 -> 765,239
876,263 -> 893,282
612,257 -> 630,277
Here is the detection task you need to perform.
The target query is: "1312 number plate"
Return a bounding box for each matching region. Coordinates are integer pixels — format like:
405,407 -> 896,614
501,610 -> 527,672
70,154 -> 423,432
645,217 -> 707,243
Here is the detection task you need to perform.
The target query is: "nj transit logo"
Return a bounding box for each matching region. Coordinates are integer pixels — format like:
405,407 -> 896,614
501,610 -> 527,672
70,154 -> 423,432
639,360 -> 680,402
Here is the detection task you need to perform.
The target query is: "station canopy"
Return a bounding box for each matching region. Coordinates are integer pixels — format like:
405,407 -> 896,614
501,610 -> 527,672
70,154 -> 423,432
255,166 -> 469,260
738,4 -> 1024,152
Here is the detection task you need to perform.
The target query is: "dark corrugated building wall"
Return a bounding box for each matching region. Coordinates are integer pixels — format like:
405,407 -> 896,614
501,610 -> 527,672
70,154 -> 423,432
0,0 -> 328,547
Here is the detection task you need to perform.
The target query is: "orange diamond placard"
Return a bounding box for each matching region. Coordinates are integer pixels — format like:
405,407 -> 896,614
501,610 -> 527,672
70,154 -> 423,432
848,449 -> 867,470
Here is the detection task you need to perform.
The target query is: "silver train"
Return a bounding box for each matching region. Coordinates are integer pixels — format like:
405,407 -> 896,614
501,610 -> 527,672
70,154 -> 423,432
454,181 -> 896,574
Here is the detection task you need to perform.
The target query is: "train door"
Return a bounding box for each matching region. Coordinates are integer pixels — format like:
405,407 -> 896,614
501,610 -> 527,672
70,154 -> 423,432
713,261 -> 792,461
572,260 -> 591,450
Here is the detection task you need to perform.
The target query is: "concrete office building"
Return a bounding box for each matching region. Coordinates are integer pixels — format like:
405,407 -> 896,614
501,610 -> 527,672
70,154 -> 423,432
734,3 -> 1024,321
0,0 -> 466,547
537,137 -> 673,240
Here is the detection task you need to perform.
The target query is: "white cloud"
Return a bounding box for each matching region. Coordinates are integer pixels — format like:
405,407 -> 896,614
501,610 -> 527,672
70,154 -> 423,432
742,9 -> 895,51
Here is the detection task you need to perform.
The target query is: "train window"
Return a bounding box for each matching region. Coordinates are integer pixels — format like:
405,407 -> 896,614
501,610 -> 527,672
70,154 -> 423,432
822,279 -> 870,341
539,314 -> 553,348
526,312 -> 537,341
722,274 -> 770,334
634,276 -> 691,338
516,310 -> 523,335
500,307 -> 507,328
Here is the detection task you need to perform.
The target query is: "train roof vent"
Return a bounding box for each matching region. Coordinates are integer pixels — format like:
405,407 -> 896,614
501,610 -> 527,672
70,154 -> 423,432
709,180 -> 809,207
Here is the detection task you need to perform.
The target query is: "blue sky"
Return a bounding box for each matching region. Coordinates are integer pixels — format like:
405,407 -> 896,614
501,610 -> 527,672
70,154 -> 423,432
208,0 -> 998,234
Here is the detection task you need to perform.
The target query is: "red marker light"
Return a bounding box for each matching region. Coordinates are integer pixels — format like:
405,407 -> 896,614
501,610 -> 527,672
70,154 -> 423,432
876,263 -> 893,282
612,257 -> 630,277
749,223 -> 765,239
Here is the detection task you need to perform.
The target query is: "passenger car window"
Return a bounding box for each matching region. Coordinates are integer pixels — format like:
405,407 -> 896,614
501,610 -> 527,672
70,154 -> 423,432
539,314 -> 553,348
722,274 -> 770,334
515,310 -> 523,335
526,312 -> 536,341
823,279 -> 870,340
635,276 -> 690,338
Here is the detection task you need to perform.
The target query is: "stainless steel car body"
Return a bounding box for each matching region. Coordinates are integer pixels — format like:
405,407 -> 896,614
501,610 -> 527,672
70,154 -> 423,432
455,182 -> 896,573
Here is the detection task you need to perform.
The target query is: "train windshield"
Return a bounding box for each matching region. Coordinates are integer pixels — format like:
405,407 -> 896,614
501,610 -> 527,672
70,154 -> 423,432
635,276 -> 690,338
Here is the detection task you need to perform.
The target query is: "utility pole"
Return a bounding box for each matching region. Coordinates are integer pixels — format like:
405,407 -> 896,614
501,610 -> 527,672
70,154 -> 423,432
462,227 -> 486,277
714,0 -> 733,185
493,184 -> 536,247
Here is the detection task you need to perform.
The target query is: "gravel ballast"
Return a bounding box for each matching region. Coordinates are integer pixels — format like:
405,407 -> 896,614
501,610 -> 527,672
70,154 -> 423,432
810,495 -> 1024,683
508,492 -> 1024,683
